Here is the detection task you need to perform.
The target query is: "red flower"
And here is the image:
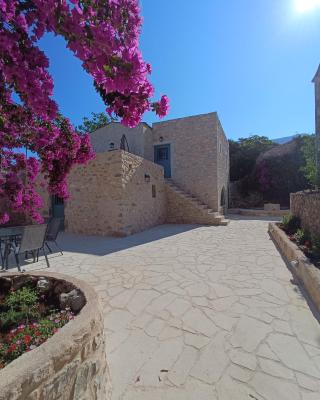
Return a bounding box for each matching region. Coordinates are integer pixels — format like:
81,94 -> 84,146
8,344 -> 17,353
24,335 -> 31,345
34,331 -> 41,337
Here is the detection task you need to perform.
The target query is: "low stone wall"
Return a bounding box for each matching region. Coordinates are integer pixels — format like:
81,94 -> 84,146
0,272 -> 111,400
228,208 -> 289,217
268,223 -> 320,313
290,191 -> 320,237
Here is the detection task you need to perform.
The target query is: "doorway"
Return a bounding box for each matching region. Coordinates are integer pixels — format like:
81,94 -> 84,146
51,195 -> 65,229
154,144 -> 171,178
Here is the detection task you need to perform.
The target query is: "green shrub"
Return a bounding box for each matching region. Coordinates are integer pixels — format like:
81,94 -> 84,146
0,287 -> 40,330
4,287 -> 38,309
293,228 -> 309,246
282,214 -> 301,234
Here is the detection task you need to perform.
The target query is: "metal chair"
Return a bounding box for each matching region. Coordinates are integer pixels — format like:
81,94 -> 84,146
8,224 -> 49,272
45,217 -> 63,255
0,226 -> 24,271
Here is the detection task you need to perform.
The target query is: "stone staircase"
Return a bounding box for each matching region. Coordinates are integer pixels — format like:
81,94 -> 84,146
165,179 -> 229,226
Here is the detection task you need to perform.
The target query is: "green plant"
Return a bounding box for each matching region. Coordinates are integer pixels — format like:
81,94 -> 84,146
229,135 -> 276,182
0,287 -> 40,329
301,134 -> 317,187
294,228 -> 309,246
5,287 -> 38,309
76,112 -> 117,134
281,214 -> 301,234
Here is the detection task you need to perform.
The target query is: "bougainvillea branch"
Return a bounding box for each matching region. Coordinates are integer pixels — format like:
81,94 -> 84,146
0,0 -> 169,224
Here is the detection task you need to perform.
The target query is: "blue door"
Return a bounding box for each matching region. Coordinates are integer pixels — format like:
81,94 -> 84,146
52,195 -> 65,229
154,144 -> 171,178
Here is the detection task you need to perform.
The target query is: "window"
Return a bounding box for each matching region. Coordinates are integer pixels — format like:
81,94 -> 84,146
158,148 -> 168,160
53,195 -> 64,205
152,185 -> 156,198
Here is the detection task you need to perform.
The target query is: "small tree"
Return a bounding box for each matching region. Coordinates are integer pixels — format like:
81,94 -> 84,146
301,134 -> 317,187
229,135 -> 276,182
0,1 -> 169,224
77,112 -> 116,134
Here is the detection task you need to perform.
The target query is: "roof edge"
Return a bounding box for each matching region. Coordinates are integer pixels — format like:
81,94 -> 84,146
152,112 -> 218,126
90,120 -> 152,134
312,64 -> 320,83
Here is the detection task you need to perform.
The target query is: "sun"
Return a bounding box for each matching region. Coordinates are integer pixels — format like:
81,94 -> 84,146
295,0 -> 320,13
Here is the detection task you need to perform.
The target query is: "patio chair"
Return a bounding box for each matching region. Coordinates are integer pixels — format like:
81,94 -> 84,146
10,224 -> 49,272
45,217 -> 63,255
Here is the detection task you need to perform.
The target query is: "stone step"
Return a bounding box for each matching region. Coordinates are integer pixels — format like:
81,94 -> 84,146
165,179 -> 228,226
208,211 -> 220,217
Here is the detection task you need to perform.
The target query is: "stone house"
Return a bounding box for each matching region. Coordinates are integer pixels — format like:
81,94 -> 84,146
48,112 -> 230,236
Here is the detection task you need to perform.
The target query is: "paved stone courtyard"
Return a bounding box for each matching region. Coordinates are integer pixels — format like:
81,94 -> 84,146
22,217 -> 320,399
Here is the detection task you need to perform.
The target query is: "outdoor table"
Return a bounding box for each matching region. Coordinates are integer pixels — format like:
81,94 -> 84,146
0,226 -> 25,270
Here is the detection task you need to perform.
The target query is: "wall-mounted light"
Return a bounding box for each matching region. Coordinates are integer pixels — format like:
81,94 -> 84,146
159,136 -> 164,142
144,174 -> 151,183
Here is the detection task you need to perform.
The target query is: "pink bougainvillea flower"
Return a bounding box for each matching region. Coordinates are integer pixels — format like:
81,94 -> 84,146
0,0 -> 168,224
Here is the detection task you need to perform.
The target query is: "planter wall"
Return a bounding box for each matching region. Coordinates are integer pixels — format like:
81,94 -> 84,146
268,223 -> 320,313
290,191 -> 320,237
0,272 -> 111,400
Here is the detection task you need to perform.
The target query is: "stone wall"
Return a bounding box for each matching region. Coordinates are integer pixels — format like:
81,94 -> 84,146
216,116 -> 230,211
65,150 -> 166,236
290,191 -> 320,237
119,151 -> 167,235
0,272 -> 111,400
90,122 -> 153,161
153,112 -> 229,212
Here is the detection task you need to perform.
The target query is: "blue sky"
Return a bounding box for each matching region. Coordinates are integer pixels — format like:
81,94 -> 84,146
38,0 -> 320,140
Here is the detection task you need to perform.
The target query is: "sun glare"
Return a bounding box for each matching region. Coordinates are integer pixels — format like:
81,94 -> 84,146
295,0 -> 320,13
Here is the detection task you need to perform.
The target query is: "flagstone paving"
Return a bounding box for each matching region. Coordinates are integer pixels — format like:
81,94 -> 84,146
24,217 -> 320,399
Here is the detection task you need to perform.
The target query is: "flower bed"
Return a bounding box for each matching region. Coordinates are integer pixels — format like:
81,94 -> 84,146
0,278 -> 80,369
0,272 -> 111,400
0,310 -> 74,369
279,214 -> 320,269
268,222 -> 320,313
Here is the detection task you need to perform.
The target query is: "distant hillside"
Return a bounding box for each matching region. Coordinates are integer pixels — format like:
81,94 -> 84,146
273,133 -> 311,144
273,135 -> 297,144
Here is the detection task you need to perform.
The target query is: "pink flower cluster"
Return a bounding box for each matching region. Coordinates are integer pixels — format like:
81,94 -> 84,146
0,0 -> 168,224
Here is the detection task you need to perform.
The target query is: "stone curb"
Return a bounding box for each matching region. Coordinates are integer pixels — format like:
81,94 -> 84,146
268,222 -> 320,313
229,208 -> 289,217
0,271 -> 111,400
